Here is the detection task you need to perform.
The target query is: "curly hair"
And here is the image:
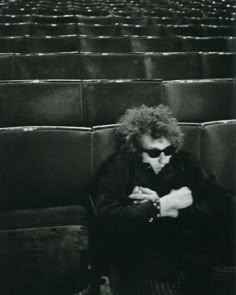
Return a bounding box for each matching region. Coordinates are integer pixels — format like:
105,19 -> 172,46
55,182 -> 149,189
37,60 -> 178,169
116,104 -> 184,156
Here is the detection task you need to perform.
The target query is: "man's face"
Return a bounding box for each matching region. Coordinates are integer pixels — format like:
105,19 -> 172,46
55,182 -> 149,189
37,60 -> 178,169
140,134 -> 173,174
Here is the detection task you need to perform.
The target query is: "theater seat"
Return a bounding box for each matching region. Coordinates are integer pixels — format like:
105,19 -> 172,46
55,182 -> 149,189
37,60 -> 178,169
79,36 -> 132,53
227,37 -> 236,52
162,79 -> 235,122
13,53 -> 80,79
83,80 -> 162,125
25,36 -> 79,53
0,22 -> 31,37
143,53 -> 202,80
0,54 -> 13,80
0,126 -> 92,294
0,36 -> 25,53
76,15 -> 113,25
201,120 -> 236,194
80,53 -> 145,79
130,36 -> 181,52
180,37 -> 228,52
120,24 -> 162,36
78,23 -> 121,36
33,15 -> 77,24
0,14 -> 32,23
31,23 -> 77,36
201,120 -> 236,295
0,80 -> 83,127
201,53 -> 236,79
162,24 -> 205,37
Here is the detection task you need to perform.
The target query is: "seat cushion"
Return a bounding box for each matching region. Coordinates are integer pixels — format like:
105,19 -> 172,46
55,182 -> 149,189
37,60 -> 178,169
0,224 -> 88,294
0,205 -> 88,230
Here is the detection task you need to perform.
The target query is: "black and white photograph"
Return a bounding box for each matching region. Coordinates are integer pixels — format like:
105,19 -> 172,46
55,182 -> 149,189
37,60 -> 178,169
0,0 -> 235,294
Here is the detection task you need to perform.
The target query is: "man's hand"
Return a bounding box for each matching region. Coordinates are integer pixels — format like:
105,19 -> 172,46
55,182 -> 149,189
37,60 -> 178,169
167,186 -> 193,209
129,186 -> 159,204
160,186 -> 193,218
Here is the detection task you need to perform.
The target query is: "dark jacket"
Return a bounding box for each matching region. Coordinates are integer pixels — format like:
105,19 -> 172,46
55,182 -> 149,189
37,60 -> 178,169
93,150 -> 234,279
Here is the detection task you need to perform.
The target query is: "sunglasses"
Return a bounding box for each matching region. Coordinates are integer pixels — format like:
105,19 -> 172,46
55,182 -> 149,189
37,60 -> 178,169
140,145 -> 176,158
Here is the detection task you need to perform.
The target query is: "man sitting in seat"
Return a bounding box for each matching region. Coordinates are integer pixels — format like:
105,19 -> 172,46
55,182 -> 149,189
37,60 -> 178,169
94,105 -> 234,295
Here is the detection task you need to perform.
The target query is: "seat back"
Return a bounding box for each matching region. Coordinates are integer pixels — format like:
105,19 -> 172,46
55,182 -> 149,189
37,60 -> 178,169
13,53 -> 80,79
201,121 -> 236,194
79,36 -> 132,53
25,36 -> 79,53
0,36 -> 25,53
0,81 -> 83,127
0,54 -> 13,80
162,79 -> 235,122
0,127 -> 92,209
201,53 -> 236,79
144,53 -> 202,80
130,36 -> 181,52
83,80 -> 162,125
80,53 -> 145,79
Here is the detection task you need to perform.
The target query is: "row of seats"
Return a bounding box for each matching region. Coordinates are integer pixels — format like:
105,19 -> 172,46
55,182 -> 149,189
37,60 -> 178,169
0,79 -> 235,127
0,14 -> 234,25
1,36 -> 235,53
0,120 -> 235,294
1,52 -> 235,80
0,23 -> 235,37
3,1 -> 234,17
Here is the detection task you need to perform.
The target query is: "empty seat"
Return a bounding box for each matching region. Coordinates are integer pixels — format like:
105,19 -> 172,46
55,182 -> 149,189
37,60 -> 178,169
33,14 -> 77,24
0,80 -> 83,127
25,36 -> 79,53
83,80 -> 162,125
201,120 -> 236,194
0,225 -> 88,295
0,14 -> 32,23
203,25 -> 235,37
79,36 -> 131,53
31,23 -> 77,36
113,16 -> 150,25
0,54 -> 14,80
0,126 -> 91,294
0,126 -> 92,208
162,79 -> 235,122
78,23 -> 121,36
79,53 -> 145,79
0,22 -> 31,37
183,17 -> 221,25
37,8 -> 75,16
76,15 -> 113,25
13,53 -> 80,79
227,37 -> 236,52
0,36 -> 25,53
130,36 -> 181,52
74,8 -> 109,16
120,24 -> 162,36
162,25 -> 205,37
150,17 -> 178,25
143,53 -> 202,80
201,53 -> 236,78
180,37 -> 228,52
